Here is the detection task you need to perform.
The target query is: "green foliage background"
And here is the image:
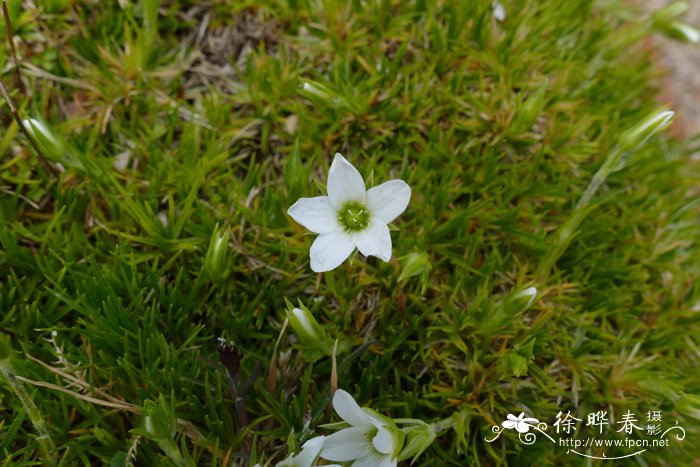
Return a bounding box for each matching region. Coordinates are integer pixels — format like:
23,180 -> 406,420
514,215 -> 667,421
0,0 -> 699,465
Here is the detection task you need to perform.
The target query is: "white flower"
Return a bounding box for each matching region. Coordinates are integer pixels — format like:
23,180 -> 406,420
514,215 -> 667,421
513,286 -> 537,308
492,1 -> 505,22
287,153 -> 411,272
501,413 -> 539,433
276,435 -> 339,467
319,389 -> 404,467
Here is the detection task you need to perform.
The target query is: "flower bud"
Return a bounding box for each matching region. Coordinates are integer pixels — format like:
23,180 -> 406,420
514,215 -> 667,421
142,398 -> 175,440
664,22 -> 700,43
137,396 -> 184,464
299,80 -> 333,102
398,422 -> 437,462
619,108 -> 674,150
287,306 -> 330,352
508,83 -> 547,136
398,251 -> 431,285
506,338 -> 536,377
204,225 -> 231,285
504,286 -> 538,316
22,118 -> 66,160
284,300 -> 347,362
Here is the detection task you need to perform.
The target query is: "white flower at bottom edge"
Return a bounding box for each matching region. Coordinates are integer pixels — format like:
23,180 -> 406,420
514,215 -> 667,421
287,153 -> 411,272
275,435 -> 341,467
319,389 -> 404,467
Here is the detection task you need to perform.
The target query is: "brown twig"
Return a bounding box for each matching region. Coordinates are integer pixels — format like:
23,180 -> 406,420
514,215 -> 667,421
2,0 -> 23,90
15,375 -> 142,413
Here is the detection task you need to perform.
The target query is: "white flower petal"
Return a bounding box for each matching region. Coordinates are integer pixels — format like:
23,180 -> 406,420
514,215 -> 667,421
287,196 -> 340,234
320,426 -> 374,462
309,231 -> 355,272
366,179 -> 411,224
351,452 -> 396,467
294,435 -> 325,466
371,427 -> 395,454
493,1 -> 505,22
327,153 -> 366,207
364,408 -> 395,429
353,222 -> 392,262
332,389 -> 375,427
502,420 -> 517,429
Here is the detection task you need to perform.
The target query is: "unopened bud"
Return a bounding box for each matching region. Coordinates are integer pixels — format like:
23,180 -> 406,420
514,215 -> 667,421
665,22 -> 700,43
619,108 -> 674,150
142,398 -> 175,440
287,307 -> 328,348
139,396 -> 183,463
22,118 -> 66,160
204,225 -> 231,285
398,251 -> 431,284
299,80 -> 332,102
508,83 -> 547,136
399,422 -> 437,462
504,286 -> 538,316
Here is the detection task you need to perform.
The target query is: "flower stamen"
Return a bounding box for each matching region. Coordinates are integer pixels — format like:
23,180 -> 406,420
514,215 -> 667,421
338,201 -> 370,232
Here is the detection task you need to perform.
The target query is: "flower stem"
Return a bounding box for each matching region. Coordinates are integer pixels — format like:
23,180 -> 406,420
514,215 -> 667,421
536,147 -> 623,281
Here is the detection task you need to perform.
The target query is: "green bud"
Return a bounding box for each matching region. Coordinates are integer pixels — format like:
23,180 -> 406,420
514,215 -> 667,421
507,352 -> 529,377
142,397 -> 176,440
619,108 -> 674,150
664,22 -> 700,43
503,286 -> 538,316
22,118 -> 66,160
508,83 -> 547,136
286,305 -> 334,360
298,80 -> 358,112
506,338 -> 536,377
135,396 -> 184,464
0,333 -> 12,365
650,2 -> 698,43
22,117 -> 86,171
204,225 -> 231,285
398,251 -> 431,284
398,422 -> 437,462
299,80 -> 333,102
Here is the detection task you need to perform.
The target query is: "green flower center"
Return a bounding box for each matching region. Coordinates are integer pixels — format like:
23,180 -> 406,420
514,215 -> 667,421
338,201 -> 370,232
